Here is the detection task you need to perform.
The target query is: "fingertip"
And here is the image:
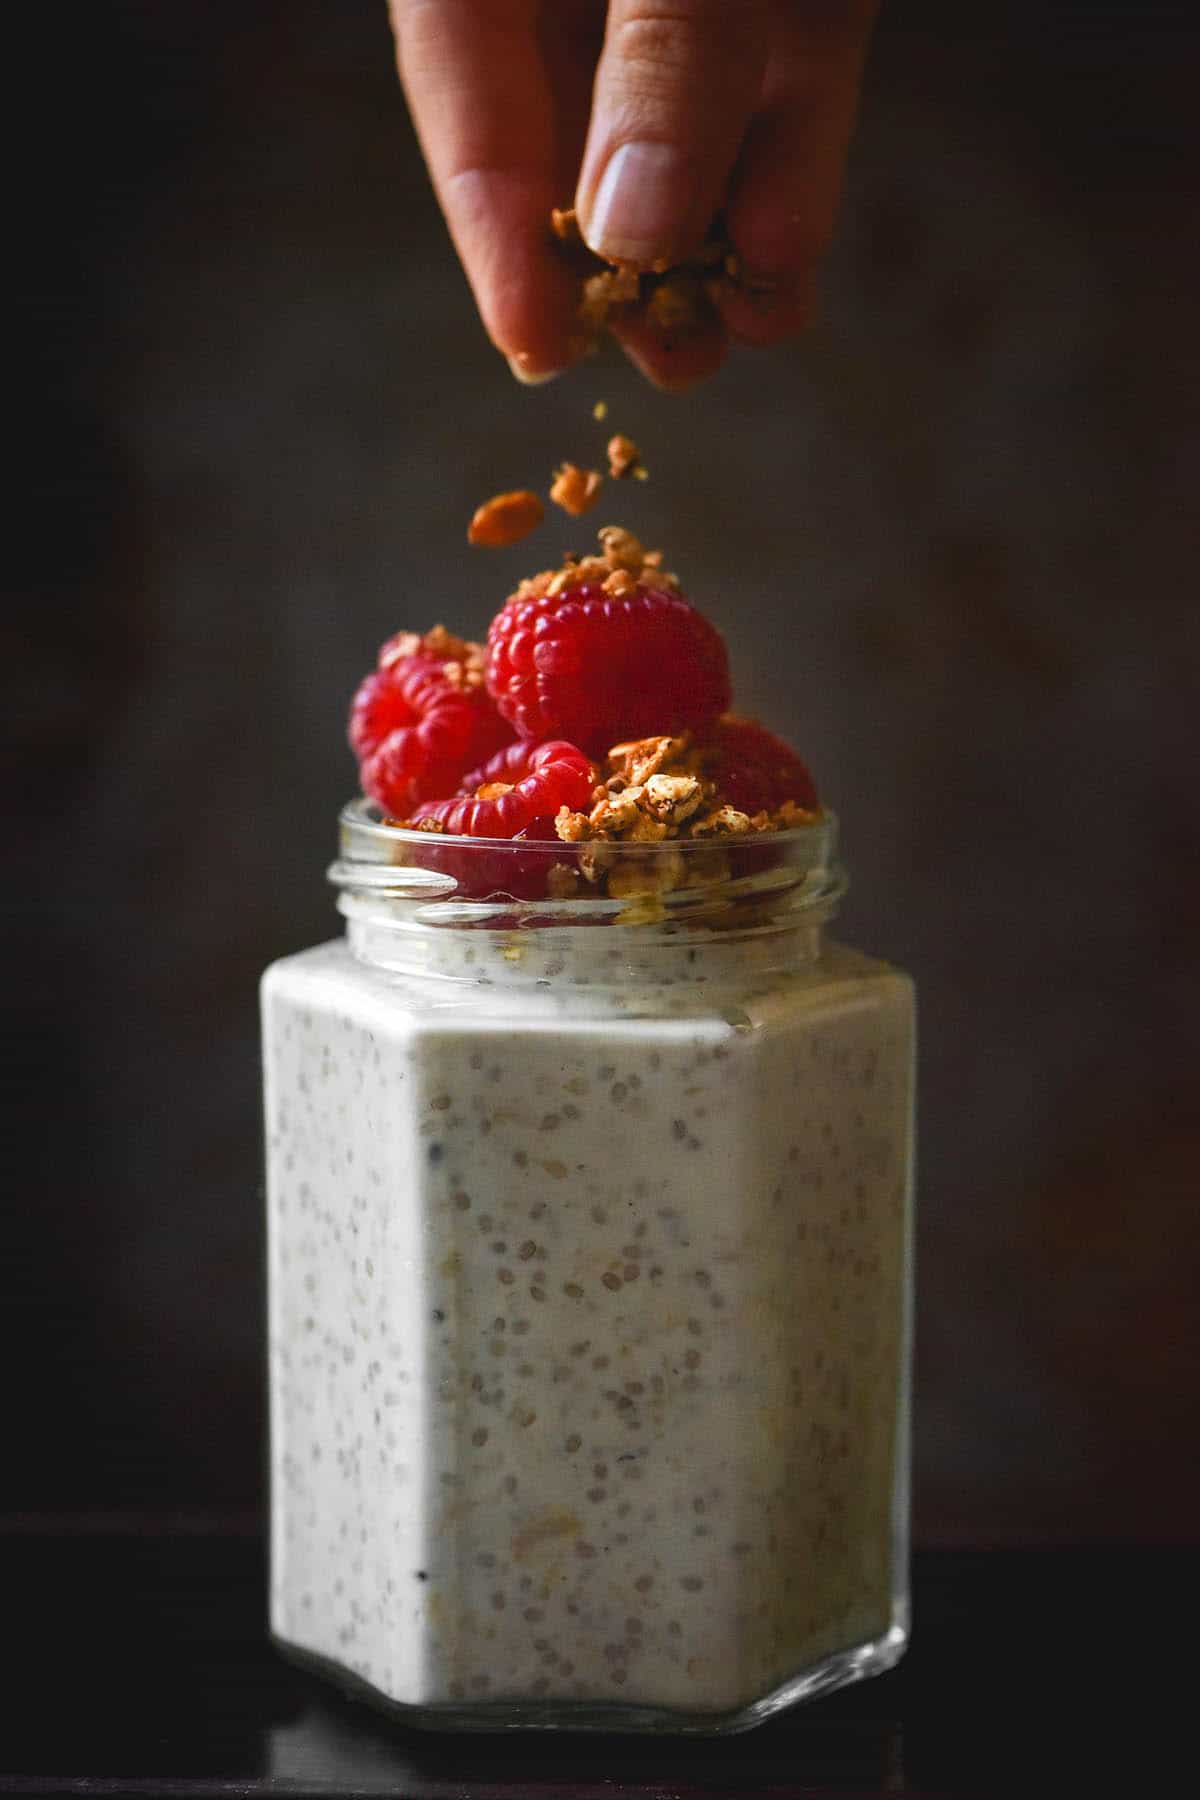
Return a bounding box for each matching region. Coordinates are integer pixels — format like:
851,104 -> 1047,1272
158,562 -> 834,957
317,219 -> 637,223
506,355 -> 567,386
574,0 -> 770,273
716,271 -> 820,347
450,173 -> 582,371
720,80 -> 850,312
611,310 -> 728,392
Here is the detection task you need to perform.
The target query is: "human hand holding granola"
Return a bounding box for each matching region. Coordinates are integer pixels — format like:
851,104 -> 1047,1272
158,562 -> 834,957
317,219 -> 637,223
387,1 -> 879,389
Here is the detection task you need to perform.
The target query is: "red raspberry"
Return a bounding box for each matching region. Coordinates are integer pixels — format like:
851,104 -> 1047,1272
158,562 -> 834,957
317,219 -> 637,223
349,649 -> 512,818
410,740 -> 594,838
704,715 -> 819,814
485,581 -> 731,755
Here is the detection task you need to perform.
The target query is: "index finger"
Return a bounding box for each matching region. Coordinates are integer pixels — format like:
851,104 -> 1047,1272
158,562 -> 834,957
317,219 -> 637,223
389,0 -> 582,380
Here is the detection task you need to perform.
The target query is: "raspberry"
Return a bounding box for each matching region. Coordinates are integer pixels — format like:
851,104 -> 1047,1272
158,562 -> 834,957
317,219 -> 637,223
410,740 -> 595,838
485,581 -> 731,755
349,642 -> 512,818
703,715 -> 819,815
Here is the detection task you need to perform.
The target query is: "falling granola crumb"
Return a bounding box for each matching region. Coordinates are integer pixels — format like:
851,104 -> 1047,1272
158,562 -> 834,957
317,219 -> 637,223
607,434 -> 641,480
592,400 -> 608,421
468,490 -> 544,548
550,463 -> 604,519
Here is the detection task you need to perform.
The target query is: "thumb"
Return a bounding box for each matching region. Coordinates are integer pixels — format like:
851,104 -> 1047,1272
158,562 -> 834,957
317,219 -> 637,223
575,0 -> 769,269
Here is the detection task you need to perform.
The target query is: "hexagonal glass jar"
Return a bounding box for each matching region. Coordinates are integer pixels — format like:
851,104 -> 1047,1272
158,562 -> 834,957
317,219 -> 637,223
261,803 -> 915,1733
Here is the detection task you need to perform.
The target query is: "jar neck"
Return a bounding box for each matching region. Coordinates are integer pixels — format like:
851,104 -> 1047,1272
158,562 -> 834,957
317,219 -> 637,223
329,801 -> 846,990
341,912 -> 831,990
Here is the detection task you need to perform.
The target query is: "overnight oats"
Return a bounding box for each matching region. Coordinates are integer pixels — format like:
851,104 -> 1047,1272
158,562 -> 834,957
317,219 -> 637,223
262,499 -> 915,1732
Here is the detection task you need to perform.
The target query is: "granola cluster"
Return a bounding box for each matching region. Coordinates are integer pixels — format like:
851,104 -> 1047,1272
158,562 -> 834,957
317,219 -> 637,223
379,624 -> 487,691
473,431 -> 644,544
509,522 -> 678,605
556,732 -> 816,855
550,205 -> 778,353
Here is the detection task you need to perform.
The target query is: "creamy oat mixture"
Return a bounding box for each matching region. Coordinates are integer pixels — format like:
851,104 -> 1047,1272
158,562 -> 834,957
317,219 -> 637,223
263,929 -> 913,1720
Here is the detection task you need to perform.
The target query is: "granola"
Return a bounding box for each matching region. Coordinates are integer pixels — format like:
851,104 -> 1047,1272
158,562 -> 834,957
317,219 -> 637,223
507,523 -> 680,604
549,204 -> 761,354
641,773 -> 706,826
597,524 -> 645,573
549,463 -> 604,518
553,730 -> 817,864
379,625 -> 488,692
607,734 -> 686,785
581,265 -> 641,333
468,489 -> 544,548
386,714 -> 814,901
606,434 -> 641,480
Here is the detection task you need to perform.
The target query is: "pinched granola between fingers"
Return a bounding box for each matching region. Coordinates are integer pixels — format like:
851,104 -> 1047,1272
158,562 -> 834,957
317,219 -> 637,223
549,204 -> 767,356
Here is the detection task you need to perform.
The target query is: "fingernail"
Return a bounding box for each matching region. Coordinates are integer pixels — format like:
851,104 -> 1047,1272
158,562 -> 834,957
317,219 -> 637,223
580,142 -> 696,267
506,354 -> 565,386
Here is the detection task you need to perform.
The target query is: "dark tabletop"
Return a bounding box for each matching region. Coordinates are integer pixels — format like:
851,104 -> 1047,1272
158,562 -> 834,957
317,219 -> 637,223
0,1531 -> 1191,1799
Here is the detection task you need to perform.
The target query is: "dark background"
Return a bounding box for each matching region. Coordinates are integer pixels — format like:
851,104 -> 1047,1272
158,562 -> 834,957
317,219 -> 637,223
9,0 -> 1199,1544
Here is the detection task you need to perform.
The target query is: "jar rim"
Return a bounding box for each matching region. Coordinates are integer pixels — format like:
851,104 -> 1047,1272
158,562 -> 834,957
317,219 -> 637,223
334,796 -> 837,858
328,797 -> 846,929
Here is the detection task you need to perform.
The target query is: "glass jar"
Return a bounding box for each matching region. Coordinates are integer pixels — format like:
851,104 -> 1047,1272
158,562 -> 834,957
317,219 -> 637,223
262,801 -> 915,1734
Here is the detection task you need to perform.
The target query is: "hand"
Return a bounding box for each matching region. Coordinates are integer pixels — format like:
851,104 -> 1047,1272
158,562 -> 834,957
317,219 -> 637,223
388,1 -> 879,389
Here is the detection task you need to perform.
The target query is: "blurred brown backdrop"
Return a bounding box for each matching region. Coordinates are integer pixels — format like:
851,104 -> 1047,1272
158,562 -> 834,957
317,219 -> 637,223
8,0 -> 1199,1542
